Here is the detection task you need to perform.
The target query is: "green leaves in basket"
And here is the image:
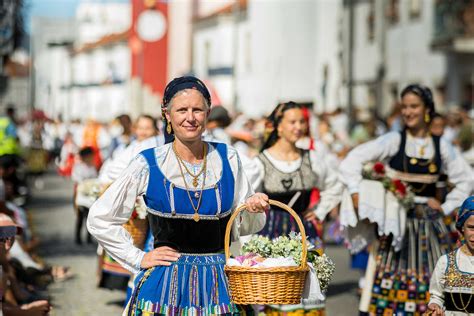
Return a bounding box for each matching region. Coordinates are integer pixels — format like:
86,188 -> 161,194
241,232 -> 336,292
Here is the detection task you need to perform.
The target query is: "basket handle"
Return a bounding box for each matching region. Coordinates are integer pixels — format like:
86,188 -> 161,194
224,199 -> 308,269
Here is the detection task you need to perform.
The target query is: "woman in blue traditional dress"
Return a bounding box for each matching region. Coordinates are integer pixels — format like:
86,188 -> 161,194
339,84 -> 473,315
87,76 -> 269,315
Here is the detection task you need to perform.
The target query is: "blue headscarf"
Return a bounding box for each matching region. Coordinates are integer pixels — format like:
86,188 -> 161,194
161,76 -> 212,144
456,196 -> 474,231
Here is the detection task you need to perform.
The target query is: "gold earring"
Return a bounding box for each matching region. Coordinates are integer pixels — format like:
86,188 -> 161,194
166,122 -> 172,134
424,113 -> 430,123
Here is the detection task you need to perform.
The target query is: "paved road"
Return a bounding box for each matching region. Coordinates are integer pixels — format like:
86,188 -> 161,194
30,171 -> 359,315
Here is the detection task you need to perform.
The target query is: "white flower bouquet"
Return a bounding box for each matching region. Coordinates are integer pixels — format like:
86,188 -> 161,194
75,178 -> 104,208
76,178 -> 103,199
229,232 -> 335,292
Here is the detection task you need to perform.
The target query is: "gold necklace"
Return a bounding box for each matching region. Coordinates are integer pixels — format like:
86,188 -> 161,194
172,142 -> 207,222
406,132 -> 434,166
461,244 -> 474,257
448,245 -> 474,313
450,291 -> 473,313
173,143 -> 207,187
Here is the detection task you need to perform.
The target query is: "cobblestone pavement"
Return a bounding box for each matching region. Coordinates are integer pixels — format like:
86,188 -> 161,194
30,171 -> 359,315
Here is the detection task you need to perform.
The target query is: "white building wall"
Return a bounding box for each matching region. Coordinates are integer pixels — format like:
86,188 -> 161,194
168,0 -> 193,79
312,0 -> 343,112
385,0 -> 445,89
197,0 -> 234,17
237,0 -> 316,118
193,16 -> 236,108
75,2 -> 130,45
193,0 -> 343,118
31,17 -> 76,114
111,45 -> 130,80
352,2 -> 379,84
48,47 -> 72,119
72,53 -> 89,85
346,0 -> 447,114
193,17 -> 234,74
55,0 -> 132,121
69,41 -> 130,122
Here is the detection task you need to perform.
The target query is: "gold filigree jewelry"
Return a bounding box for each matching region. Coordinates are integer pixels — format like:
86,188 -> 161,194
424,113 -> 430,123
419,143 -> 427,156
166,121 -> 172,134
406,132 -> 434,165
173,143 -> 207,187
461,244 -> 474,257
172,142 -> 207,222
450,291 -> 473,313
428,163 -> 437,173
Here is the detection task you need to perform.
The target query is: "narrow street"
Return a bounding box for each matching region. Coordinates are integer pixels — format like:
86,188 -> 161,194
30,170 -> 359,315
30,171 -> 123,316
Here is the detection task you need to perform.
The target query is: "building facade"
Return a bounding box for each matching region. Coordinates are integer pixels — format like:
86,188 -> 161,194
192,0 -> 343,118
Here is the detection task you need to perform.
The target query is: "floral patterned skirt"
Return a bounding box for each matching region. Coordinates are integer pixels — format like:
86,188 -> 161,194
368,205 -> 458,315
127,253 -> 253,316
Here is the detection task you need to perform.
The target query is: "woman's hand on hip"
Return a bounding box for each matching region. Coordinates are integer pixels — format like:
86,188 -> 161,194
245,193 -> 270,213
140,246 -> 181,269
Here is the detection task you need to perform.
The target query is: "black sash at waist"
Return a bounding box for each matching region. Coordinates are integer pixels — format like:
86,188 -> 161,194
148,212 -> 231,253
444,292 -> 474,313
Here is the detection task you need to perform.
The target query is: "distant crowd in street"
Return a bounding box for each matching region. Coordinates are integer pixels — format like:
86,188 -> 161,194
0,85 -> 473,315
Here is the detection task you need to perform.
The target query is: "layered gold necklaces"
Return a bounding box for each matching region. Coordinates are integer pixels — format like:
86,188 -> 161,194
172,142 -> 207,222
174,143 -> 207,188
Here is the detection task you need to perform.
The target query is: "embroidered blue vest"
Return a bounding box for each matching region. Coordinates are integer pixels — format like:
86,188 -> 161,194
140,142 -> 235,253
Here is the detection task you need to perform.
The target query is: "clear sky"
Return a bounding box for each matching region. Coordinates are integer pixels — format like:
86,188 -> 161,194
25,0 -> 129,32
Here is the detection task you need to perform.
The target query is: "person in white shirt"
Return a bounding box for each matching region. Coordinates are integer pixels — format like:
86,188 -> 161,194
339,84 -> 473,315
72,147 -> 98,245
99,115 -> 164,184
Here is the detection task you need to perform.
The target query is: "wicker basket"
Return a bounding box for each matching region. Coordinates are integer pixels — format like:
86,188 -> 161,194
123,218 -> 148,249
224,199 -> 309,305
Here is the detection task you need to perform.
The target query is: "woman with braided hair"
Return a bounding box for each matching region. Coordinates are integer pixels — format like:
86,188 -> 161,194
339,84 -> 473,315
246,101 -> 343,315
88,76 -> 269,315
